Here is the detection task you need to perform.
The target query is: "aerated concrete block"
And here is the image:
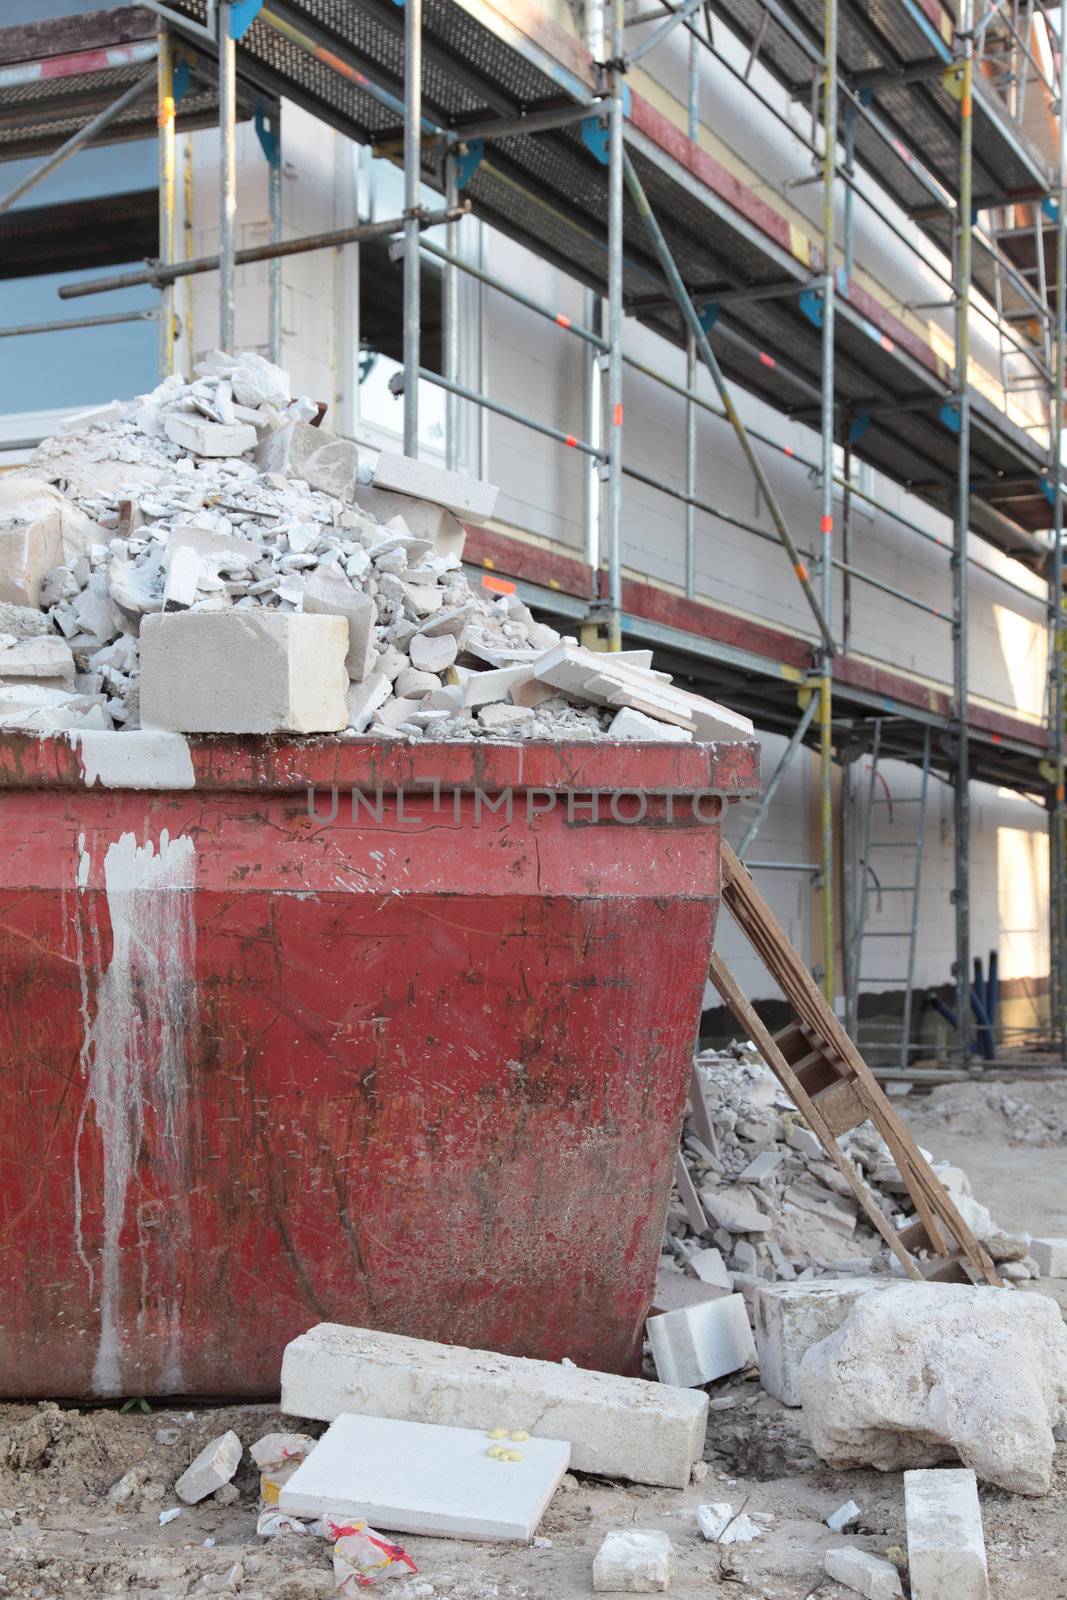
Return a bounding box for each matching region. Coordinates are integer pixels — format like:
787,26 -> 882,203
280,1322 -> 707,1489
175,1431 -> 242,1504
278,1412 -> 569,1542
140,611 -> 348,734
0,513 -> 64,608
905,1469 -> 988,1600
372,451 -> 498,523
1031,1238 -> 1067,1276
592,1529 -> 673,1593
824,1547 -> 903,1599
163,412 -> 257,457
646,1293 -> 756,1388
302,569 -> 376,681
752,1278 -> 893,1406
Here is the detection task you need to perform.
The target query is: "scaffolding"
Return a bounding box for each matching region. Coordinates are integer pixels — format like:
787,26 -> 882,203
0,0 -> 1065,1066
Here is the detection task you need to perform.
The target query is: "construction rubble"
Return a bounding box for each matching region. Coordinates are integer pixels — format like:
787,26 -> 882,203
0,351 -> 752,744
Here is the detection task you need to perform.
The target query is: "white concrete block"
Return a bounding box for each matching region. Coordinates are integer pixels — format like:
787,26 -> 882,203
786,1124 -> 823,1160
302,569 -> 376,680
1030,1238 -> 1067,1276
478,702 -> 535,731
372,452 -> 498,524
824,1547 -> 903,1599
0,637 -> 74,680
163,412 -> 257,457
905,1469 -> 989,1600
278,1413 -> 569,1542
140,611 -> 348,734
351,484 -> 454,542
752,1278 -> 893,1406
175,1431 -> 242,1504
688,1249 -> 732,1291
0,513 -> 64,607
783,1180 -> 857,1236
592,1530 -> 673,1593
163,543 -> 205,610
698,1188 -> 772,1234
461,664 -> 535,706
647,1294 -> 756,1388
651,1266 -> 729,1315
280,1323 -> 707,1489
609,707 -> 692,742
826,1499 -> 862,1533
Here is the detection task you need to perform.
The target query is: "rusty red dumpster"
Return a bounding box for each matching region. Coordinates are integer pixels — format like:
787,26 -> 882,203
0,732 -> 758,1399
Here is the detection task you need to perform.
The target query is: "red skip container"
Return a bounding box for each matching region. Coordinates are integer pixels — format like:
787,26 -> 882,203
0,733 -> 758,1398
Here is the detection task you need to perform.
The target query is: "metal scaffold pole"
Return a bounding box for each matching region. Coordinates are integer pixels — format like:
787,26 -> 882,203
218,0 -> 237,351
1051,0 -> 1067,1056
953,1 -> 975,1065
403,0 -> 423,458
444,148 -> 460,470
819,0 -> 838,1005
606,0 -> 625,651
157,27 -> 177,377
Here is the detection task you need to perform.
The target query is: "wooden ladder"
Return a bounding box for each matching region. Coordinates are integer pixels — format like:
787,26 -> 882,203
708,842 -> 1000,1287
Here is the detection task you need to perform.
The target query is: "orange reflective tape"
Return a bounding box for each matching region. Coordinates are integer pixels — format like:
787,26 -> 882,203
1058,784 -> 1066,804
991,733 -> 1002,744
784,445 -> 794,457
794,562 -> 809,583
565,434 -> 578,448
961,95 -> 972,117
482,574 -> 516,595
758,351 -> 776,368
158,96 -> 175,129
555,313 -> 571,329
613,403 -> 623,426
820,514 -> 833,533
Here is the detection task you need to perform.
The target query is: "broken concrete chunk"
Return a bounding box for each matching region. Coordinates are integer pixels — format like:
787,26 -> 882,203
257,421 -> 359,500
824,1547 -> 903,1600
478,702 -> 535,731
278,1413 -> 568,1542
228,351 -> 291,410
280,1323 -> 707,1489
140,611 -> 349,735
905,1469 -> 989,1600
59,399 -> 124,433
372,452 -> 498,525
610,707 -> 693,743
798,1282 -> 1067,1493
1030,1237 -> 1067,1276
532,642 -> 754,742
697,1503 -> 762,1544
0,600 -> 52,638
409,630 -> 457,674
736,1150 -> 785,1184
651,1266 -> 730,1316
0,636 -> 75,680
0,683 -> 109,732
687,1248 -> 732,1291
302,568 -> 376,681
753,1278 -> 894,1407
174,1431 -> 242,1505
395,666 -> 440,699
698,1187 -> 772,1234
783,1179 -> 857,1237
592,1530 -> 672,1594
646,1294 -> 756,1388
826,1498 -> 862,1533
345,673 -> 392,733
163,412 -> 257,457
163,544 -> 205,611
0,512 -> 64,608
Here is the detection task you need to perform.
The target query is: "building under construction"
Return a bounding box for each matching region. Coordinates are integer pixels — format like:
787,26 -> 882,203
1,0 -> 1065,1069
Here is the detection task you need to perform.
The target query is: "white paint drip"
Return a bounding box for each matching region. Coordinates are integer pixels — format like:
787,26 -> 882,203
73,730 -> 195,790
73,829 -> 197,1398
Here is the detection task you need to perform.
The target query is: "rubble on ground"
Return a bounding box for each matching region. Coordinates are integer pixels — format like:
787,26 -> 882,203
0,351 -> 753,744
661,1042 -> 1044,1289
798,1282 -> 1067,1494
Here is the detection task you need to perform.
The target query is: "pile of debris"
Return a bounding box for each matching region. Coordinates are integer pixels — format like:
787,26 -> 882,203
0,350 -> 752,744
661,1043 -> 1043,1293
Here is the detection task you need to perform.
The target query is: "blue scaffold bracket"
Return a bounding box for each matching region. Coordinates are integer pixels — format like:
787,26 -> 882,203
230,0 -> 265,39
254,100 -> 280,166
848,411 -> 871,444
454,139 -> 484,189
939,399 -> 961,435
799,286 -> 823,327
858,87 -> 873,108
1040,474 -> 1058,507
173,56 -> 191,101
697,302 -> 719,334
1043,196 -> 1060,222
581,85 -> 631,163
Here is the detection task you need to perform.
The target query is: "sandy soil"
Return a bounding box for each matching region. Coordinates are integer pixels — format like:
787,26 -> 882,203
1,1080 -> 1064,1600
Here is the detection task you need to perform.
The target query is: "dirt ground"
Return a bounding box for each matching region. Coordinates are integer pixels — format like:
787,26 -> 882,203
1,1078 -> 1064,1600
